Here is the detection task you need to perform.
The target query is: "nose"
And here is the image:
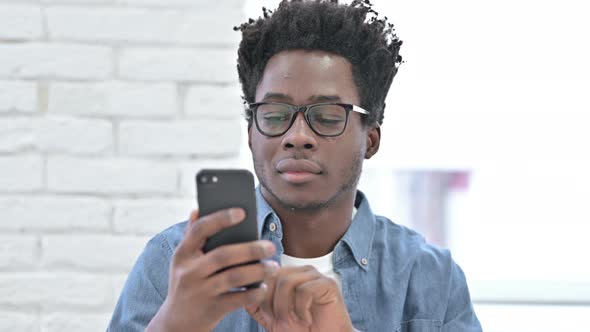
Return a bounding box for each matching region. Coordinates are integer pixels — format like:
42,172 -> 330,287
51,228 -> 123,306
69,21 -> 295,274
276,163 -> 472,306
281,112 -> 318,150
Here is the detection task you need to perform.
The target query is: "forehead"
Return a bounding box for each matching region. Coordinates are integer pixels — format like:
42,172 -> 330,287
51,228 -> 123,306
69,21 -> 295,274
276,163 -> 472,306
255,50 -> 360,104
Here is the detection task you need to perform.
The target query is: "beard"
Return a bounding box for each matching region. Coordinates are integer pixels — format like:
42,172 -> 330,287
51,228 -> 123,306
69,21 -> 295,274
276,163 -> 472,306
253,152 -> 364,212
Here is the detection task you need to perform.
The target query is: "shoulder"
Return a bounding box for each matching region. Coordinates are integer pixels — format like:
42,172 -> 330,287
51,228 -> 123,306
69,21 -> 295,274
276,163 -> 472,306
372,215 -> 454,278
145,220 -> 189,258
372,216 -> 470,317
150,221 -> 188,250
108,220 -> 189,330
127,221 -> 189,276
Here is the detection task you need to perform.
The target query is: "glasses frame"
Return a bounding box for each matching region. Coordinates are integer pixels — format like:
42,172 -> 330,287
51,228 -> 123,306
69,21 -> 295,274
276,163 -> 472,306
249,102 -> 369,137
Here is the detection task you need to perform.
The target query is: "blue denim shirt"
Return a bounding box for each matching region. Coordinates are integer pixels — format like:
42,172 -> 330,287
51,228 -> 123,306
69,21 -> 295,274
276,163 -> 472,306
108,188 -> 482,331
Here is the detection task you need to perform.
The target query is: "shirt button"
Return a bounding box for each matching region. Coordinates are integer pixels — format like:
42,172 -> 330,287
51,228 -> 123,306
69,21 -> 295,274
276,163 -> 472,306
269,223 -> 277,232
361,258 -> 368,266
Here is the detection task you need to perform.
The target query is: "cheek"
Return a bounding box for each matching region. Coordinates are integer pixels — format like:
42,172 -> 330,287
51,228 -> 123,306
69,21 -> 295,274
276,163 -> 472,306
339,127 -> 368,156
251,133 -> 276,161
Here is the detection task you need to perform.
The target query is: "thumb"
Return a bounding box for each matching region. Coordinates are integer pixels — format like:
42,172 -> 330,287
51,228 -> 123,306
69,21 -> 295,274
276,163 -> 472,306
246,304 -> 273,330
184,209 -> 200,235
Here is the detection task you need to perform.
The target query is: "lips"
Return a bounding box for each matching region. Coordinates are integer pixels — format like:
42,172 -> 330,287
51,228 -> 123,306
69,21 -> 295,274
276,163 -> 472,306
276,158 -> 322,174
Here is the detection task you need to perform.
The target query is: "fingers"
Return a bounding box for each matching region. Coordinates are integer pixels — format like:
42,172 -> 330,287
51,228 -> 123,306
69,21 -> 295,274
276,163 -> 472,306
207,260 -> 280,295
293,278 -> 338,325
272,266 -> 320,323
217,282 -> 269,314
245,303 -> 270,328
188,209 -> 199,226
176,208 -> 245,259
200,240 -> 276,277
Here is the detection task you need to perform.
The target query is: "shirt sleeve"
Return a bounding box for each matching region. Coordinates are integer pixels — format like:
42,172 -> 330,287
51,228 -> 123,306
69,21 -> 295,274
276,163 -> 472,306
107,234 -> 172,332
441,259 -> 483,332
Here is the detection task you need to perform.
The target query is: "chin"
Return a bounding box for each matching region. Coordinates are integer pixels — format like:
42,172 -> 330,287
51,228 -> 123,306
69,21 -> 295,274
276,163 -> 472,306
265,180 -> 340,211
277,195 -> 330,211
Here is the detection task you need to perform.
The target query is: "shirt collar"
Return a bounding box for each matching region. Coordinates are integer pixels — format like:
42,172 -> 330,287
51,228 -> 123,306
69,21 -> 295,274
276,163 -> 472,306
255,186 -> 275,236
339,190 -> 376,271
255,186 -> 376,270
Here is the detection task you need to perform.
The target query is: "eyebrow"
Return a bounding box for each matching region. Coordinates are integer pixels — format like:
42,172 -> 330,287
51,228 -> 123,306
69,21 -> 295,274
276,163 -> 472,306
262,92 -> 293,101
308,95 -> 342,103
262,93 -> 342,103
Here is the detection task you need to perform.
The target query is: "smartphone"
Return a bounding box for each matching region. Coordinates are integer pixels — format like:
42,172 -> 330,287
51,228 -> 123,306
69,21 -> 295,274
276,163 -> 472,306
196,169 -> 259,253
196,169 -> 261,289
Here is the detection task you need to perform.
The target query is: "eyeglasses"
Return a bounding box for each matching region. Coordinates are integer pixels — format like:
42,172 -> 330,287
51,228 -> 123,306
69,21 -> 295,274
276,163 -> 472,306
249,102 -> 369,137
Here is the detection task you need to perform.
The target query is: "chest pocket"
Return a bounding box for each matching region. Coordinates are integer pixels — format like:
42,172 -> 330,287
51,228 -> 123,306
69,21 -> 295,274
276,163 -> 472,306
395,319 -> 442,332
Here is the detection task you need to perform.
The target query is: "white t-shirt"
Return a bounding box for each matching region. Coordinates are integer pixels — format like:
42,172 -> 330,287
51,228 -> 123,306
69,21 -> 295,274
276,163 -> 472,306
281,250 -> 342,289
279,208 -> 357,290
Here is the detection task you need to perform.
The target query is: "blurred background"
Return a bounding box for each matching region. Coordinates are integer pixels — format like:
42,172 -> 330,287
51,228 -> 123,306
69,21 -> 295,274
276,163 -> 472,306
1,0 -> 589,331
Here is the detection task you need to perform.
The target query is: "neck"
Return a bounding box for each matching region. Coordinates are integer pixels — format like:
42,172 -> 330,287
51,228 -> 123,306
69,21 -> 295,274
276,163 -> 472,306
264,188 -> 356,258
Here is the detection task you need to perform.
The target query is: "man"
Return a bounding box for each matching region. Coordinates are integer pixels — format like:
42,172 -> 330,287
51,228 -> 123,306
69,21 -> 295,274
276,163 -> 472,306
108,1 -> 482,331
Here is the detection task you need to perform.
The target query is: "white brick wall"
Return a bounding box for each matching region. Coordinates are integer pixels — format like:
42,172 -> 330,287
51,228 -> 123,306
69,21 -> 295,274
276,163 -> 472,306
0,155 -> 44,191
47,156 -> 178,194
113,198 -> 195,234
0,196 -> 111,231
0,5 -> 43,40
47,7 -> 242,46
119,119 -> 241,156
0,312 -> 36,332
42,313 -> 112,332
186,84 -> 245,118
0,43 -> 113,79
49,81 -> 177,118
119,47 -> 237,82
0,273 -> 113,309
41,235 -> 149,271
0,236 -> 38,270
0,0 -> 247,330
0,81 -> 37,113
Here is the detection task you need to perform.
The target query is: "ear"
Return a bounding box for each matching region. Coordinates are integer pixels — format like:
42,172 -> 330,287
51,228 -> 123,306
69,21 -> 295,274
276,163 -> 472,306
365,124 -> 381,159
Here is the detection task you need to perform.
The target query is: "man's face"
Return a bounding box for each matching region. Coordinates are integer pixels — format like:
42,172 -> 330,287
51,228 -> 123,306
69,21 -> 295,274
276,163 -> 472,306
249,50 -> 379,210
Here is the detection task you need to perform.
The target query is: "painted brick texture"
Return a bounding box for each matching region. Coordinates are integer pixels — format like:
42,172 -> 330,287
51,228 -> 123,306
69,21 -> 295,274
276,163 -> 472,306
0,1 -> 246,330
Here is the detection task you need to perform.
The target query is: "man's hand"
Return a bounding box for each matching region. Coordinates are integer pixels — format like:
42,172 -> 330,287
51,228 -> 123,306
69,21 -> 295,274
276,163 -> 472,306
146,208 -> 279,332
246,266 -> 355,332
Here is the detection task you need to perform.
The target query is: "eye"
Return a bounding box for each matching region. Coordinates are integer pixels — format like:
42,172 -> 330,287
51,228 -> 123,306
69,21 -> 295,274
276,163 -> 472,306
309,105 -> 346,126
314,115 -> 344,124
262,111 -> 290,122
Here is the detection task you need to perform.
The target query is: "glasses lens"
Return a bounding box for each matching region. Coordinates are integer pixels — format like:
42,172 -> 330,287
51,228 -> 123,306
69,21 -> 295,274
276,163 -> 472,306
308,104 -> 347,136
256,104 -> 293,135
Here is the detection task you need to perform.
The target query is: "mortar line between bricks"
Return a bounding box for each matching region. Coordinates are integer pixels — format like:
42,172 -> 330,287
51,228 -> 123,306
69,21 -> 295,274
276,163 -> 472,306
0,112 -> 41,118
0,75 -> 110,83
0,306 -> 112,315
0,230 -> 121,236
34,234 -> 42,271
40,37 -> 239,50
37,2 -> 244,10
0,191 -> 181,199
177,83 -> 186,119
112,45 -> 120,78
0,75 -> 239,85
0,37 -> 42,43
38,79 -> 48,113
42,153 -> 48,191
24,151 -> 241,161
176,168 -> 182,196
40,4 -> 49,42
112,119 -> 119,156
1,77 -> 236,86
108,199 -> 116,234
0,113 -> 182,121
